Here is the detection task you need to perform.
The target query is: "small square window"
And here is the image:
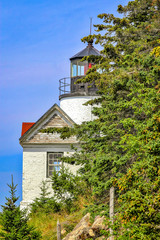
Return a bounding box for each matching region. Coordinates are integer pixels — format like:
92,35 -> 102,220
47,152 -> 63,177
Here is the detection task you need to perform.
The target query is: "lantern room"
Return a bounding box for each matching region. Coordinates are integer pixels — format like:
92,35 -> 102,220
59,40 -> 101,99
70,40 -> 100,78
71,59 -> 90,77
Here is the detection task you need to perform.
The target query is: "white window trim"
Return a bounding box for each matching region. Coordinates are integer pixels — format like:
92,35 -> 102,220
47,152 -> 63,178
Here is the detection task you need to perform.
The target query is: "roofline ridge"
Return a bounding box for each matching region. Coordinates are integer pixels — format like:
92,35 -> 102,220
70,46 -> 88,60
92,46 -> 101,54
70,45 -> 101,60
19,103 -> 76,144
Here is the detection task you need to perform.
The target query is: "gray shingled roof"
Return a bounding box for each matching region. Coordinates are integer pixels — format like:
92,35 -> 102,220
70,45 -> 101,60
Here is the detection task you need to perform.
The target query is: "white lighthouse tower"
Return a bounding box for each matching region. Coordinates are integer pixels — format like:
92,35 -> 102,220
59,40 -> 101,124
19,40 -> 101,210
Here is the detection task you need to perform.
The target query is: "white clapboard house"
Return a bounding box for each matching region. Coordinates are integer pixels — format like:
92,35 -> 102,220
19,40 -> 101,209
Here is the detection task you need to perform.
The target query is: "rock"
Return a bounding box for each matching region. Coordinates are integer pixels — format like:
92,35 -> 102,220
63,213 -> 91,240
91,215 -> 108,238
88,228 -> 95,237
62,213 -> 108,240
92,215 -> 107,230
95,236 -> 107,240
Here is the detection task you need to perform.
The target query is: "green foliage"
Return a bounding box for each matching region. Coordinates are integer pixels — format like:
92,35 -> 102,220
0,175 -> 41,240
40,127 -> 75,139
31,168 -> 88,215
30,181 -> 62,214
51,166 -> 88,212
63,223 -> 75,234
84,203 -> 109,223
29,208 -> 85,240
42,0 -> 160,238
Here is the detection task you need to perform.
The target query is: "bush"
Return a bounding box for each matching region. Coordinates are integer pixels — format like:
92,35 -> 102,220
51,166 -> 87,212
31,167 -> 88,214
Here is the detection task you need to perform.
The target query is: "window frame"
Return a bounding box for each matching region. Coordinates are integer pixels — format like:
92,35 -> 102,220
47,152 -> 63,178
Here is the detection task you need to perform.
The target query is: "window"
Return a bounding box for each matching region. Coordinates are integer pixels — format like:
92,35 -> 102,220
71,60 -> 88,77
72,64 -> 77,77
47,153 -> 63,177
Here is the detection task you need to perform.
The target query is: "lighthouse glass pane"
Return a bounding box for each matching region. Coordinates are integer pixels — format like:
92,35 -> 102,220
77,61 -> 88,76
78,65 -> 81,76
81,66 -> 84,75
47,152 -> 63,177
84,62 -> 88,75
71,60 -> 88,77
72,64 -> 77,77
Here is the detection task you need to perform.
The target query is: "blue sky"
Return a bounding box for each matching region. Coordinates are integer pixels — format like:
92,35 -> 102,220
0,0 -> 129,208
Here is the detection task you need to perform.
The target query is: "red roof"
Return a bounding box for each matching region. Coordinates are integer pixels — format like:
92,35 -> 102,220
21,122 -> 35,136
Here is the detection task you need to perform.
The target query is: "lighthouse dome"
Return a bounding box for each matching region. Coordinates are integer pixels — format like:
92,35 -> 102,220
70,41 -> 101,60
59,41 -> 101,124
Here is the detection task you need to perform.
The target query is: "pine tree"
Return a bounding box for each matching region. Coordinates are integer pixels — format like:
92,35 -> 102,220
42,0 -> 160,238
0,175 -> 41,240
30,180 -> 61,214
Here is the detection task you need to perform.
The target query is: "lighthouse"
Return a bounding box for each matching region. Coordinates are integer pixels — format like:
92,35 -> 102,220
59,40 -> 101,124
19,40 -> 101,209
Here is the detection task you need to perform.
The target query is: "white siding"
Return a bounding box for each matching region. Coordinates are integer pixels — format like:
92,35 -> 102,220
20,145 -> 79,210
60,96 -> 97,124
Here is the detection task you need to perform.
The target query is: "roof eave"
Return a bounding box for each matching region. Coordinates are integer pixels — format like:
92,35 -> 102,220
19,103 -> 76,146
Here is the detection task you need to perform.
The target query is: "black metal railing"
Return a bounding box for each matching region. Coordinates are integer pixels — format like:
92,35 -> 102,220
59,77 -> 71,96
59,77 -> 98,97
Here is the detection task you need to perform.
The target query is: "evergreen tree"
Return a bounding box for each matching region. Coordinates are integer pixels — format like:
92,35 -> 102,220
42,0 -> 160,238
0,175 -> 41,240
30,180 -> 61,214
